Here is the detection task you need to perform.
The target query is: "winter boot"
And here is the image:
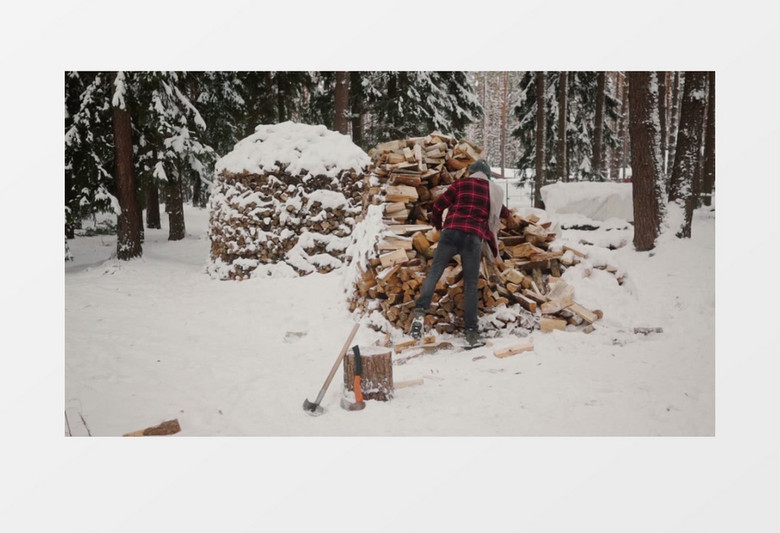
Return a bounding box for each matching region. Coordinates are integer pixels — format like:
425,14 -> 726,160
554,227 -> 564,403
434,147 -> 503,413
464,328 -> 486,350
410,308 -> 425,340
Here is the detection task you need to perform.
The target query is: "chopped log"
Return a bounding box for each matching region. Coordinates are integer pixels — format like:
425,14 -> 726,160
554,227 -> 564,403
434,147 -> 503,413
388,224 -> 434,235
384,201 -> 408,214
376,140 -> 405,152
494,340 -> 534,358
386,152 -> 406,164
515,293 -> 538,313
386,185 -> 419,202
567,302 -> 599,324
343,347 -> 393,401
502,268 -> 525,285
540,279 -> 575,314
540,317 -> 567,333
391,175 -> 423,187
509,242 -> 545,259
412,231 -> 432,256
378,236 -> 413,251
514,255 -> 563,272
124,419 -> 181,437
379,248 -> 408,268
522,289 -> 547,304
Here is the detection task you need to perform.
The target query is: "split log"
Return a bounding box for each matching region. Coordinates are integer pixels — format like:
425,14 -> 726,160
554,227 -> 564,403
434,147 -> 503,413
124,419 -> 181,437
343,347 -> 394,401
394,378 -> 424,389
379,248 -> 408,268
567,302 -> 599,324
494,340 -> 534,358
540,317 -> 567,333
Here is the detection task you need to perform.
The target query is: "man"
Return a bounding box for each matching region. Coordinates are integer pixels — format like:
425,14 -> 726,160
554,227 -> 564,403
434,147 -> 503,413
410,159 -> 515,348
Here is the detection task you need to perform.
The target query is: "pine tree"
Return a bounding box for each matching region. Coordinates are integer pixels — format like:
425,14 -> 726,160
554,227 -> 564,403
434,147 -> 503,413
667,72 -> 682,182
557,71 -> 568,181
362,71 -> 481,147
133,72 -> 217,239
534,71 -> 547,208
701,72 -> 715,206
592,71 -> 607,180
513,71 -> 620,183
65,72 -> 117,239
669,71 -> 708,237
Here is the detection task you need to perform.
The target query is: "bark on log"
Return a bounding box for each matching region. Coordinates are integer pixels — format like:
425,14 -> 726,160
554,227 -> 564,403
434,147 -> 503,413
343,347 -> 394,401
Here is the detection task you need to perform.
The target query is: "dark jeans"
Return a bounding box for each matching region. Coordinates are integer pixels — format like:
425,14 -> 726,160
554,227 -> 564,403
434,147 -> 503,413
415,228 -> 482,331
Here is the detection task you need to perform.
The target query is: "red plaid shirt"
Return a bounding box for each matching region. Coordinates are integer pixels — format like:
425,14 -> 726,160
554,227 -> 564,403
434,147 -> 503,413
430,177 -> 510,256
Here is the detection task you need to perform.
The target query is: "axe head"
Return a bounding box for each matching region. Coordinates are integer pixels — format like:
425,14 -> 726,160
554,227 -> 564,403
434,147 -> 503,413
303,398 -> 324,416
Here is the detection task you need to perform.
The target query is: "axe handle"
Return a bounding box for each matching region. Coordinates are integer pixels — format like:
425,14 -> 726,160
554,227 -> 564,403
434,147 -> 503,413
313,323 -> 360,405
352,345 -> 363,403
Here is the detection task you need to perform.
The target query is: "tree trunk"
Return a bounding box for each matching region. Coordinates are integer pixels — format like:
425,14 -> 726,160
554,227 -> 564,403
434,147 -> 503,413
349,71 -> 364,149
111,73 -> 142,260
167,160 -> 186,241
610,72 -> 623,179
482,72 -> 489,149
334,71 -> 350,135
658,71 -> 668,175
667,71 -> 682,185
192,173 -> 202,207
669,71 -> 708,238
592,71 -> 606,180
500,71 -> 508,177
534,71 -> 546,208
557,72 -> 568,182
701,71 -> 716,206
146,183 -> 162,229
628,72 -> 665,251
136,201 -> 144,243
615,72 -> 630,180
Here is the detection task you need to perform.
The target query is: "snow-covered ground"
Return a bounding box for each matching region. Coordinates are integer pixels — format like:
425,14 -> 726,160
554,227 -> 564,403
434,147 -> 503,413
65,194 -> 715,437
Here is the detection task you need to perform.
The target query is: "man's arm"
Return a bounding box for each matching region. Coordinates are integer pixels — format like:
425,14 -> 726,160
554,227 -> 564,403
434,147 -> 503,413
500,205 -> 518,229
430,182 -> 459,229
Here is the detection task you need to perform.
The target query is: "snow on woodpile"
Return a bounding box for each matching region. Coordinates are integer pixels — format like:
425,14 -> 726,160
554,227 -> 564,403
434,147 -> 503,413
541,182 -> 633,222
207,122 -> 370,280
343,133 -> 618,338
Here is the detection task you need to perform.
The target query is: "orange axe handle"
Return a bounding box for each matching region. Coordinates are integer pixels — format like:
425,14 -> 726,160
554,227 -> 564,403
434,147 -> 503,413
353,376 -> 364,403
352,345 -> 364,403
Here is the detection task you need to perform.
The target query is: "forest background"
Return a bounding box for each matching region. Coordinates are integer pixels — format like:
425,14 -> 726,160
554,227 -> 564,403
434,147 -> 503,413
3,1 -> 780,533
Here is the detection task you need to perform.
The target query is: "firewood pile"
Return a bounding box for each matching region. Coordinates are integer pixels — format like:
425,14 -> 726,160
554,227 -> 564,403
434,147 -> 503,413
206,122 -> 370,280
208,165 -> 365,280
347,132 -> 616,336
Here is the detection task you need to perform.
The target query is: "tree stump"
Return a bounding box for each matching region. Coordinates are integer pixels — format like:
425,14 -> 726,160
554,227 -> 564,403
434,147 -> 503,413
343,346 -> 393,401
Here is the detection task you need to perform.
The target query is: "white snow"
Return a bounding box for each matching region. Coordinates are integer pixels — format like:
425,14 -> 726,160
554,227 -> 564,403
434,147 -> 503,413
65,199 -> 715,437
215,121 -> 371,177
541,181 -> 634,221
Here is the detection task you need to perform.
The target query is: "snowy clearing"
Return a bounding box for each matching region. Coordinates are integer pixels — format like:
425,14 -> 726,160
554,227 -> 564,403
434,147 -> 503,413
65,194 -> 714,436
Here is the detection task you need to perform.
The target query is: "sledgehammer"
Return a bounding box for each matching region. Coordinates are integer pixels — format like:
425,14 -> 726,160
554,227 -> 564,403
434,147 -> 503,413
303,323 -> 360,416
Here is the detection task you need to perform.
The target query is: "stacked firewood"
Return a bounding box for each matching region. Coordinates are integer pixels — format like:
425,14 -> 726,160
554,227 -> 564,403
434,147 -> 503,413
208,165 -> 364,279
348,132 -> 610,335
